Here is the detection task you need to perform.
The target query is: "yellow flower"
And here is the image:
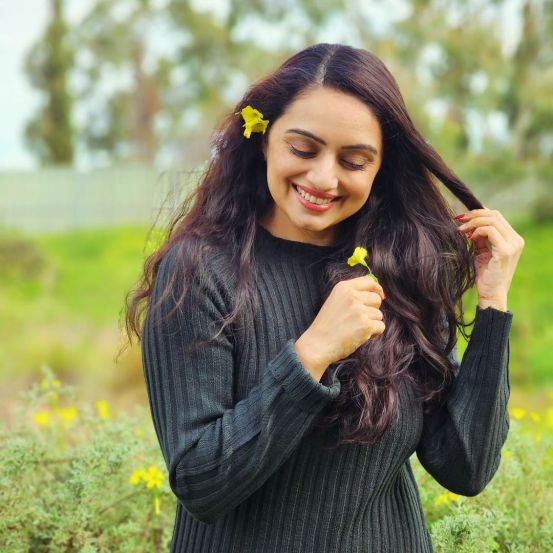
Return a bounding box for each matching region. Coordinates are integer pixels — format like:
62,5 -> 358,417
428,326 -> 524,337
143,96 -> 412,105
236,105 -> 269,138
135,429 -> 145,438
434,491 -> 462,507
55,406 -> 78,426
129,468 -> 147,486
509,407 -> 526,421
347,246 -> 379,283
33,411 -> 51,428
529,411 -> 541,423
95,400 -> 111,420
130,465 -> 165,490
144,465 -> 165,489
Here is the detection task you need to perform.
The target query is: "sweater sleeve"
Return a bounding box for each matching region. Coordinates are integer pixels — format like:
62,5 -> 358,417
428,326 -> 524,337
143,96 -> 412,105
415,305 -> 513,496
141,245 -> 341,524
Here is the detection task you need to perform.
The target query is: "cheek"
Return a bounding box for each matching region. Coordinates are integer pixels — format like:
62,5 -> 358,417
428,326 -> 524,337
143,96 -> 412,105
348,176 -> 375,200
269,159 -> 302,185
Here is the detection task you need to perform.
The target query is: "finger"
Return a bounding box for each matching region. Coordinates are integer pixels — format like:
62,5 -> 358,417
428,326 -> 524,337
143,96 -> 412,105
354,290 -> 383,308
468,225 -> 509,250
461,208 -> 515,236
369,320 -> 386,339
351,275 -> 385,298
367,306 -> 384,321
457,216 -> 511,242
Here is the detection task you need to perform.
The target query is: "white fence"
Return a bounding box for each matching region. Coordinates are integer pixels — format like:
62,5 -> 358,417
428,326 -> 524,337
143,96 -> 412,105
0,166 -> 203,233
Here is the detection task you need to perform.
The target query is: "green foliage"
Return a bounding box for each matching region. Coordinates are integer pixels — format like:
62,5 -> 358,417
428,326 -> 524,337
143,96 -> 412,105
1,217 -> 553,393
531,191 -> 553,224
0,226 -> 49,281
21,0 -> 552,171
0,367 -> 175,552
1,369 -> 552,551
412,411 -> 553,552
0,224 -> 152,404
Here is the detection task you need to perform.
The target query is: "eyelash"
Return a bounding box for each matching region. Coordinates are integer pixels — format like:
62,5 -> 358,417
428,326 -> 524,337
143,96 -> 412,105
288,145 -> 368,171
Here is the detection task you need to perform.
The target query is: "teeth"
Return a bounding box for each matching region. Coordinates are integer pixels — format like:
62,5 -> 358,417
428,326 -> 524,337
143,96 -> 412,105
296,186 -> 334,205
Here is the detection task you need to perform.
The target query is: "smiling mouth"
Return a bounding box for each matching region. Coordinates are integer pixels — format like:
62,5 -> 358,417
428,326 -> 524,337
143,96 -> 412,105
292,183 -> 341,203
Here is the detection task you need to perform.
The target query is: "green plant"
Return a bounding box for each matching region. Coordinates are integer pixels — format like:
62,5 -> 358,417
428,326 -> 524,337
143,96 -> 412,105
411,406 -> 553,552
0,366 -> 175,552
2,368 -> 553,551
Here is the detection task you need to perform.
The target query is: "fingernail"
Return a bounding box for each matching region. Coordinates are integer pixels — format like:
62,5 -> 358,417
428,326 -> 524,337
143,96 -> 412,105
454,214 -> 467,220
382,291 -> 387,300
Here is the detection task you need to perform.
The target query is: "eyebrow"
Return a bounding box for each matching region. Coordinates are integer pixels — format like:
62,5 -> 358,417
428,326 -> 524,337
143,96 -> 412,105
285,128 -> 379,155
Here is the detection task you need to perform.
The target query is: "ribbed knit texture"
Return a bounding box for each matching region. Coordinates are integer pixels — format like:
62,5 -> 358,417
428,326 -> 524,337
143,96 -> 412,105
141,223 -> 513,553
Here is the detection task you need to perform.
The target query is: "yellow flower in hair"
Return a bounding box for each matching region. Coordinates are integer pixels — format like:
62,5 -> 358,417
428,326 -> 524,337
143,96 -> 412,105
347,246 -> 379,283
236,105 -> 269,138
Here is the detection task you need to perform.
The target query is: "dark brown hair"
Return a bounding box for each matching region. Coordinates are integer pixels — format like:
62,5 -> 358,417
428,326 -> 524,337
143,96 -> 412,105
124,43 -> 482,446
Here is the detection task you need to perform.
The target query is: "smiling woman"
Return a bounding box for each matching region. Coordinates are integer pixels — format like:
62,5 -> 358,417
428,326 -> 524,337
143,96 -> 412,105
259,87 -> 383,246
125,43 -> 523,553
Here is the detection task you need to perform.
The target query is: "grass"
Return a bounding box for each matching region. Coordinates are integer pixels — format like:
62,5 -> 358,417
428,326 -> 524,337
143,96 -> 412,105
0,217 -> 552,412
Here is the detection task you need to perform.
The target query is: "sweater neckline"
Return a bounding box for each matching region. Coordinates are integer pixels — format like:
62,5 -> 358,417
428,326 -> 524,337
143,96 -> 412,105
255,223 -> 342,258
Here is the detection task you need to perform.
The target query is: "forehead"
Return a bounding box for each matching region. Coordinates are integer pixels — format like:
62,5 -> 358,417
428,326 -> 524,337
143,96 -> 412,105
276,87 -> 382,143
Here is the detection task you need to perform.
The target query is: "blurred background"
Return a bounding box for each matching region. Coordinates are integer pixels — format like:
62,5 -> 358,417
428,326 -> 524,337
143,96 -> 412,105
1,0 -> 552,424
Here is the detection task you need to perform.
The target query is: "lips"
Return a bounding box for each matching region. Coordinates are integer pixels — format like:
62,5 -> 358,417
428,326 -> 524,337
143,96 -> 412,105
293,183 -> 340,201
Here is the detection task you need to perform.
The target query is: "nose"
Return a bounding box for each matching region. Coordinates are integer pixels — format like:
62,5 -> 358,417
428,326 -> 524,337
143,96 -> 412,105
305,154 -> 339,192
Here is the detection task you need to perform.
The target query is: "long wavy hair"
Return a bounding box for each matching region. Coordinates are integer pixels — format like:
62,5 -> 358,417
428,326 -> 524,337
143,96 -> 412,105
125,43 -> 483,446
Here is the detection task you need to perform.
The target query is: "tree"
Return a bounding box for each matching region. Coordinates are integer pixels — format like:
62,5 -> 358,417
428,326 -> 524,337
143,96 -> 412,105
74,0 -> 168,164
502,0 -> 553,159
24,0 -> 74,165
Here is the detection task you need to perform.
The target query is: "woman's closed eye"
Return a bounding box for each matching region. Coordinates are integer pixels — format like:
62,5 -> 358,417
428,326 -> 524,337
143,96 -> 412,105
287,144 -> 368,171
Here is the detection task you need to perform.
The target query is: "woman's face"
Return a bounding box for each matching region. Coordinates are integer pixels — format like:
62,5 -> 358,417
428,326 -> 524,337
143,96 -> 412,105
260,86 -> 383,246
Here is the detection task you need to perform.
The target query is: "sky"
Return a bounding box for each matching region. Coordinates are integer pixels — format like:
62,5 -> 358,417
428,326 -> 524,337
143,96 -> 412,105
0,0 -> 522,171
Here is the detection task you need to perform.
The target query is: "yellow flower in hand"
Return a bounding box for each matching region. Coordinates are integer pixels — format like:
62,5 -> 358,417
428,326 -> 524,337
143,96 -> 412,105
236,105 -> 269,138
347,246 -> 379,283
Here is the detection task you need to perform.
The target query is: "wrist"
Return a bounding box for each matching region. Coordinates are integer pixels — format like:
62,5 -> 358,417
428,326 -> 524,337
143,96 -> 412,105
478,295 -> 508,312
294,334 -> 329,382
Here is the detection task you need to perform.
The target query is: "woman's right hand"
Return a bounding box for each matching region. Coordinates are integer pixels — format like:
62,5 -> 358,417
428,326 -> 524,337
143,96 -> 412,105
294,276 -> 386,380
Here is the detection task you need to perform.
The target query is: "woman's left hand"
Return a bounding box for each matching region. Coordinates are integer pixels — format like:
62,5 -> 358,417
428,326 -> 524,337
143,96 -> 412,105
456,207 -> 525,309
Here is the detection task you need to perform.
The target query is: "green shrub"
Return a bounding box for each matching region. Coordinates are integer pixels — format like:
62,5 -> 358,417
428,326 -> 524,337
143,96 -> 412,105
0,367 -> 175,552
0,226 -> 49,281
1,368 -> 552,552
411,408 -> 553,552
530,191 -> 553,224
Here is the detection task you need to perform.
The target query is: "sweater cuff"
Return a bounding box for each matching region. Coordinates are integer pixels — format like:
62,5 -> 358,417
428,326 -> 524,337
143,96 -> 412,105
472,304 -> 513,347
267,339 -> 341,413
455,304 -> 513,391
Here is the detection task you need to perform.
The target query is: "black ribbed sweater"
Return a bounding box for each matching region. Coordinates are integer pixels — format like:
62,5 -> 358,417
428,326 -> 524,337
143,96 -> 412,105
141,223 -> 513,552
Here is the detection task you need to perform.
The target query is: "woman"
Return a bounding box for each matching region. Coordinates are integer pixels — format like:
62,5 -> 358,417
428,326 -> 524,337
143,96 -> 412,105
126,43 -> 524,552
